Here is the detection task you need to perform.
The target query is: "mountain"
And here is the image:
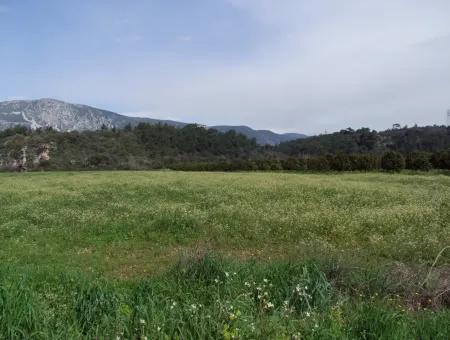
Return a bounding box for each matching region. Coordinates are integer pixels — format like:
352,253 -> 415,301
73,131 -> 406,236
0,98 -> 186,131
211,125 -> 306,146
0,98 -> 305,145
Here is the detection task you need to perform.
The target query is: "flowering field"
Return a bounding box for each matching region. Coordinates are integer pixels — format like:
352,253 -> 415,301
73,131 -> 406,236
0,171 -> 449,338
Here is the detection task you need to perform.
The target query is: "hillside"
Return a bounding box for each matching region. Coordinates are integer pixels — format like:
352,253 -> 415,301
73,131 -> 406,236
211,125 -> 306,146
0,98 -> 186,131
277,126 -> 450,155
0,98 -> 304,145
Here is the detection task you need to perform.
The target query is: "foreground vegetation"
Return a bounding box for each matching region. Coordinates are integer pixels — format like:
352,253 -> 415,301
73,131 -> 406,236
0,171 -> 449,338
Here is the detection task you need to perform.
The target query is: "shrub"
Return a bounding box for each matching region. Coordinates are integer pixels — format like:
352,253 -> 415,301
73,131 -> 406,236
381,151 -> 405,171
282,157 -> 307,171
431,150 -> 450,170
255,159 -> 272,171
306,156 -> 330,171
328,154 -> 352,171
406,152 -> 432,171
269,159 -> 283,170
349,154 -> 379,171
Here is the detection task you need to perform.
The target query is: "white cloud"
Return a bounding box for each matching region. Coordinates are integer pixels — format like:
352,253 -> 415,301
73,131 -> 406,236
143,0 -> 450,134
28,1 -> 450,134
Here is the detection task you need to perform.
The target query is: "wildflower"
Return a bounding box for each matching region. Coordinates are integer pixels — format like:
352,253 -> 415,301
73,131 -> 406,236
139,319 -> 146,325
306,311 -> 311,317
244,282 -> 251,287
263,278 -> 268,283
157,327 -> 161,332
267,302 -> 274,309
225,272 -> 230,278
214,278 -> 219,283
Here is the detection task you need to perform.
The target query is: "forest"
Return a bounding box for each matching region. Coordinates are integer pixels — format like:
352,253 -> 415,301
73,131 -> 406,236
0,124 -> 449,171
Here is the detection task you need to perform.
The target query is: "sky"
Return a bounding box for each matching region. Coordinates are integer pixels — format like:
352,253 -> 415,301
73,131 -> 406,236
1,0 -> 450,134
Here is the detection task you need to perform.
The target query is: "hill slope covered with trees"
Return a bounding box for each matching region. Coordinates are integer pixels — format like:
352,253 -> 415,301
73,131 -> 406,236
0,124 -> 449,172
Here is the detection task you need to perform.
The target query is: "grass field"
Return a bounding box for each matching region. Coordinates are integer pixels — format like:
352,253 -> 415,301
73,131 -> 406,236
0,171 -> 449,338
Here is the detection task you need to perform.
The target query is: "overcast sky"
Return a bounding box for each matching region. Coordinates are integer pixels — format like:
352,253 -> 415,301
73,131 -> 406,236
1,0 -> 449,134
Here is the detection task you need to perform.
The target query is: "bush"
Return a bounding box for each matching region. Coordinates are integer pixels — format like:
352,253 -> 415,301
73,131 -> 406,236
307,157 -> 330,171
328,154 -> 352,171
282,158 -> 308,171
431,150 -> 450,170
381,152 -> 405,172
406,152 -> 432,171
349,154 -> 379,171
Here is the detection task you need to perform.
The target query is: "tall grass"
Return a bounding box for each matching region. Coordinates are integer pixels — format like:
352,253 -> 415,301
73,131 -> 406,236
0,256 -> 449,339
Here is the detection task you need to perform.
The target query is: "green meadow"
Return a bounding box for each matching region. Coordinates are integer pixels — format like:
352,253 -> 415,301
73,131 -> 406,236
0,171 -> 449,339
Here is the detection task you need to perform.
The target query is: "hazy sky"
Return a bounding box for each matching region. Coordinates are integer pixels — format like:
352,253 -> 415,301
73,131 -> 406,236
1,0 -> 450,134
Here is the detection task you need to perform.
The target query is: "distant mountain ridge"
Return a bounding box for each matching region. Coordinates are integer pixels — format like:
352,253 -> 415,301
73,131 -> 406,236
0,98 -> 306,145
211,125 -> 306,146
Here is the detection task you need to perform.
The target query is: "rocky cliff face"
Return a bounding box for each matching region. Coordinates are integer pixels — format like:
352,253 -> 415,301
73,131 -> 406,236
0,140 -> 55,171
0,98 -> 154,131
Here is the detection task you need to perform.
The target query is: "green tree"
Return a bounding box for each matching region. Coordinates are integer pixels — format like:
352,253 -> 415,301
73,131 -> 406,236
381,151 -> 405,172
405,152 -> 432,171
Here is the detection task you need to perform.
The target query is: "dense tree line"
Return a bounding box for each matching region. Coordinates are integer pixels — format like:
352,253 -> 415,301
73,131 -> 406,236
0,124 -> 258,171
277,125 -> 450,156
0,124 -> 449,172
169,151 -> 450,172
